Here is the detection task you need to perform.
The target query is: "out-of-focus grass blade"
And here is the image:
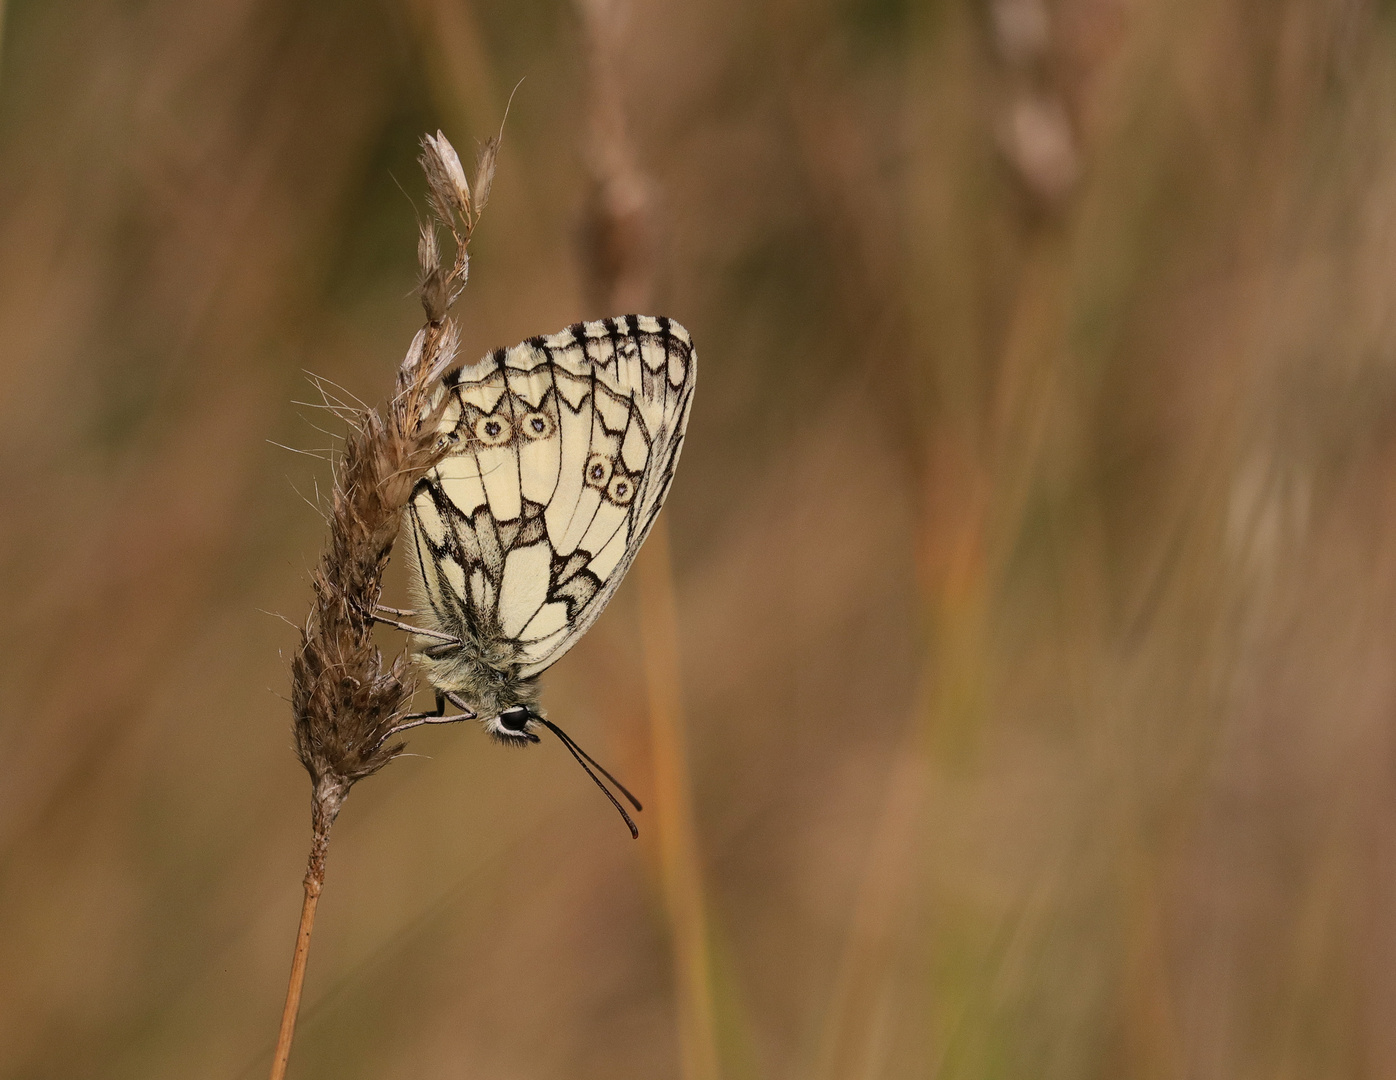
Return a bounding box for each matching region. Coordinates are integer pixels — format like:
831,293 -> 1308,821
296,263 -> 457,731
639,517 -> 722,1080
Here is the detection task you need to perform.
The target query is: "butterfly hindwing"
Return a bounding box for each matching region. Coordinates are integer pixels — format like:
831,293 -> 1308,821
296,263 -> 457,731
407,316 -> 695,678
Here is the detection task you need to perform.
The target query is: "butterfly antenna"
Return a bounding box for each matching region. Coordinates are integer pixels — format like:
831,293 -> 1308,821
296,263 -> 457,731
539,718 -> 643,810
540,719 -> 642,839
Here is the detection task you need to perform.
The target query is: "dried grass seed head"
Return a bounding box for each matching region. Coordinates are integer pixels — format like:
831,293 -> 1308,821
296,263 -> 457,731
291,126 -> 488,822
472,136 -> 499,215
420,131 -> 468,231
418,224 -> 452,324
430,129 -> 472,215
293,327 -> 459,802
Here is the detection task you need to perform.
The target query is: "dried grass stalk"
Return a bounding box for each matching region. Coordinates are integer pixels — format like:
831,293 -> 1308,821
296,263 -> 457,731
268,129 -> 493,1080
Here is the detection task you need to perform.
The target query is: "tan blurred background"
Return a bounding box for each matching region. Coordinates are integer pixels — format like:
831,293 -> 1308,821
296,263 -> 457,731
5,0 -> 1396,1077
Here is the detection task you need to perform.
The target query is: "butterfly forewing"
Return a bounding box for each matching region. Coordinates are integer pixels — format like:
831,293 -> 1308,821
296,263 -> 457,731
407,316 -> 695,678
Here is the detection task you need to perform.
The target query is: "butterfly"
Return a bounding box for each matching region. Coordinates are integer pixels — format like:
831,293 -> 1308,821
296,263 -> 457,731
376,315 -> 696,836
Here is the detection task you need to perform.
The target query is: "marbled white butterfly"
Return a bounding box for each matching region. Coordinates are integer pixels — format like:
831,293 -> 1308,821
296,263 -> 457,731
380,315 -> 695,835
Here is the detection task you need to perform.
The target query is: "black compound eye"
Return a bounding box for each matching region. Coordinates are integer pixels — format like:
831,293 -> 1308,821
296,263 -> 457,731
498,706 -> 530,733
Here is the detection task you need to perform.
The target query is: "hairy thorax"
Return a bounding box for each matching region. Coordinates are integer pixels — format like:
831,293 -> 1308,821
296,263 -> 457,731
414,637 -> 541,719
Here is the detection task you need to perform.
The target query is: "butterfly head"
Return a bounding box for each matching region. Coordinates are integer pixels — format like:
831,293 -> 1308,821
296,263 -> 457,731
486,704 -> 543,745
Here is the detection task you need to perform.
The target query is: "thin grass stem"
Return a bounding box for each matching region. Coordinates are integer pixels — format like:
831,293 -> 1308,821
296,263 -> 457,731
268,827 -> 330,1080
638,520 -> 721,1080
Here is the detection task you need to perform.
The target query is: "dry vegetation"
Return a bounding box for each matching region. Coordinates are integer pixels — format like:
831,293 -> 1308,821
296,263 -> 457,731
4,1 -> 1396,1078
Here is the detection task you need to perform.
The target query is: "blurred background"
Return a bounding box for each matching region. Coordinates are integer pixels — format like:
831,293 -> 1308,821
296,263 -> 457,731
5,0 -> 1396,1077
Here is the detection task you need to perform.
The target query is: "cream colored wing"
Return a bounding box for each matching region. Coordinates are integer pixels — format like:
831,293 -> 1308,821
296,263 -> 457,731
406,316 -> 695,677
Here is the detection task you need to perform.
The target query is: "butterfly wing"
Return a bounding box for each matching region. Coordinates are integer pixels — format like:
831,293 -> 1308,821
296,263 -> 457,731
407,316 -> 695,678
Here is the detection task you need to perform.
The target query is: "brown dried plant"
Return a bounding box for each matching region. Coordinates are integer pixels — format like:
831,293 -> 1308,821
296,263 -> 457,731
269,129 -> 498,1080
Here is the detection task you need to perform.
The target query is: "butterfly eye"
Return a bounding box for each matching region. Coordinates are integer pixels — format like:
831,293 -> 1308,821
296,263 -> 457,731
606,473 -> 636,506
498,706 -> 531,733
521,410 -> 555,439
473,415 -> 513,446
584,454 -> 613,489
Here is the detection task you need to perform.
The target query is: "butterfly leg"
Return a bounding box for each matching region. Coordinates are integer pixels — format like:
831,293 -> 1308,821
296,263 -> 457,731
375,604 -> 418,616
397,690 -> 450,721
371,612 -> 459,645
377,690 -> 478,746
